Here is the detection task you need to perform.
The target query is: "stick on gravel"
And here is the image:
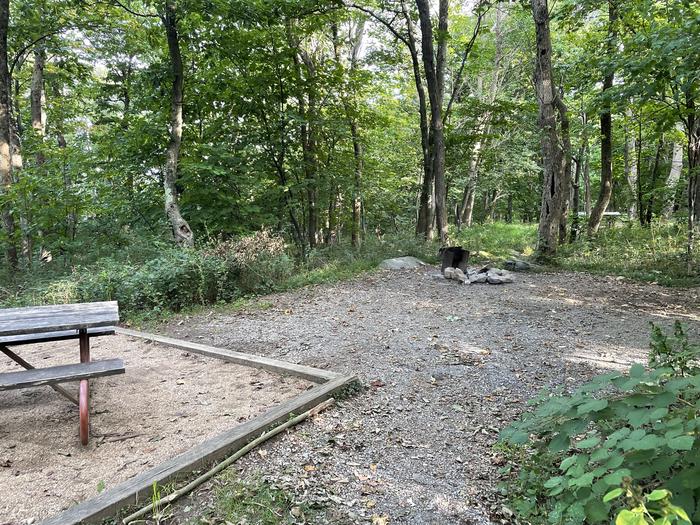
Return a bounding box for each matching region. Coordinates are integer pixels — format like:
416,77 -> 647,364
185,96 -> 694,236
122,398 -> 336,524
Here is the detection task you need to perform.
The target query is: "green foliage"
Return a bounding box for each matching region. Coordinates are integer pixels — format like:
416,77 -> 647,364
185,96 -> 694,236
454,222 -> 537,261
208,474 -> 317,525
452,221 -> 698,286
557,223 -> 700,287
649,321 -> 700,377
605,486 -> 691,525
0,232 -> 435,322
499,323 -> 699,525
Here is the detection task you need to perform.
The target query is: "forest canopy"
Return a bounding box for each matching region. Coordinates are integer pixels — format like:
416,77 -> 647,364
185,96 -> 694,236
0,0 -> 698,280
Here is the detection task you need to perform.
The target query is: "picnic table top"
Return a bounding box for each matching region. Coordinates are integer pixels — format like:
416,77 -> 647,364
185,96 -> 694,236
0,301 -> 119,339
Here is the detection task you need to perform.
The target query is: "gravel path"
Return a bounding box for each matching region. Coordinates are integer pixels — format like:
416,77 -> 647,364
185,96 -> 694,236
156,267 -> 699,525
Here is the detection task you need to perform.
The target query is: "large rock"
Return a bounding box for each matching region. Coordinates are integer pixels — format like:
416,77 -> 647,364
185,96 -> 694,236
487,270 -> 514,284
504,259 -> 532,271
469,273 -> 488,284
379,256 -> 426,270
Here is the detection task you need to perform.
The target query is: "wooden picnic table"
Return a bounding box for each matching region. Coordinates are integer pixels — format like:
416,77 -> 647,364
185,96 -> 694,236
0,301 -> 124,445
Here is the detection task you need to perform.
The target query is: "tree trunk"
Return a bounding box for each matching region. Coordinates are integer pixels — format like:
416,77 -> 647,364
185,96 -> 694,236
531,0 -> 567,258
350,120 -> 362,247
332,21 -> 365,248
410,10 -> 433,240
50,83 -> 75,241
685,95 -> 699,272
588,0 -> 617,236
644,136 -> 664,225
663,123 -> 684,218
303,93 -> 318,249
0,0 -> 17,270
557,97 -> 572,244
416,0 -> 448,243
31,46 -> 46,160
162,0 -> 194,248
570,151 -> 582,241
326,185 -> 340,245
10,80 -> 28,262
624,108 -> 638,219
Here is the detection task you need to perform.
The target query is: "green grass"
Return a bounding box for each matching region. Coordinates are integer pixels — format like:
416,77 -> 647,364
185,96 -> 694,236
2,222 -> 695,328
201,474 -> 318,525
557,221 -> 699,287
0,233 -> 440,326
454,222 -> 538,261
454,220 -> 698,287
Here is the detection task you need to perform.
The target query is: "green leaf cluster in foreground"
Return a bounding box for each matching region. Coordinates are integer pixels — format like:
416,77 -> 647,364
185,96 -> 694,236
499,322 -> 699,524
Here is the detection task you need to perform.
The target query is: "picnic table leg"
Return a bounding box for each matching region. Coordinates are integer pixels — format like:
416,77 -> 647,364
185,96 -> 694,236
79,329 -> 90,446
0,345 -> 79,405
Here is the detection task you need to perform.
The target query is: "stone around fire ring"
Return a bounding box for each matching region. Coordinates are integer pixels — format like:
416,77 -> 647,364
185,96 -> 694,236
379,256 -> 426,270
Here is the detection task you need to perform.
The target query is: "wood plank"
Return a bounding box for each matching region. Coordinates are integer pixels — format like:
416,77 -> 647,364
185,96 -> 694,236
116,328 -> 340,383
0,302 -> 119,338
0,327 -> 115,346
0,345 -> 79,404
0,301 -> 118,319
0,314 -> 118,338
40,374 -> 357,525
0,359 -> 125,391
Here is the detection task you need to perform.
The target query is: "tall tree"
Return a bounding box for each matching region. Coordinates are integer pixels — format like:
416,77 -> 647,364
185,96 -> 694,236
531,0 -> 569,256
0,0 -> 16,269
162,0 -> 194,247
332,19 -> 365,248
415,0 -> 448,243
588,0 -> 616,235
662,123 -> 684,218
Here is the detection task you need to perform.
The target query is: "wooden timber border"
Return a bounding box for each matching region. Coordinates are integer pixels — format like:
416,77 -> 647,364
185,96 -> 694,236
41,329 -> 357,525
115,327 -> 340,383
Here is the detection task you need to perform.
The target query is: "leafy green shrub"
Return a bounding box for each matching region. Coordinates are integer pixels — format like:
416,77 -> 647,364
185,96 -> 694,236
499,323 -> 699,525
455,222 -> 537,261
68,249 -> 237,313
206,229 -> 293,293
557,222 -> 698,287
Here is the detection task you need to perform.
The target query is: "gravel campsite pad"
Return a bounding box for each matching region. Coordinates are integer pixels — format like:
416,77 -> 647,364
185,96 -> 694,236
159,267 -> 699,525
0,335 -> 311,523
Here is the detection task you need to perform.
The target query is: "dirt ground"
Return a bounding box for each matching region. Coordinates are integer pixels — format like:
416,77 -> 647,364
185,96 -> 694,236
155,266 -> 699,525
0,335 -> 311,524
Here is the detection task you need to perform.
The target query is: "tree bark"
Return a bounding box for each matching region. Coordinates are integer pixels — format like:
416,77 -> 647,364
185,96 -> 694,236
31,47 -> 46,142
663,123 -> 684,218
556,97 -> 572,244
0,0 -> 17,270
416,0 -> 448,243
10,78 -> 28,261
588,0 -> 617,236
531,0 -> 567,258
570,150 -> 582,241
685,95 -> 700,272
51,83 -> 75,241
644,136 -> 664,225
162,0 -> 194,247
333,21 -> 365,248
624,108 -> 638,219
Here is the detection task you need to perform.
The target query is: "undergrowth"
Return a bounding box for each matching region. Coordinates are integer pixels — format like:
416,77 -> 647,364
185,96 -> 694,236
1,220 -> 695,324
204,474 -> 318,525
499,322 -> 699,525
0,232 -> 439,324
454,221 -> 698,287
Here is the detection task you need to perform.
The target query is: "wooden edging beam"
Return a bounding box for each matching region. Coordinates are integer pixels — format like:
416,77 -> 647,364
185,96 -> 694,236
40,373 -> 358,525
115,327 -> 339,384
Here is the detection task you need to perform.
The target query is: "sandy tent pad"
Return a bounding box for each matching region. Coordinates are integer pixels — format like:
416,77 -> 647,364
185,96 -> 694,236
0,334 -> 311,523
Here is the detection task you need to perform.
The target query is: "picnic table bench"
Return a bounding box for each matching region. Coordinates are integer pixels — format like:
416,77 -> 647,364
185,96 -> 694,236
0,301 -> 124,445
